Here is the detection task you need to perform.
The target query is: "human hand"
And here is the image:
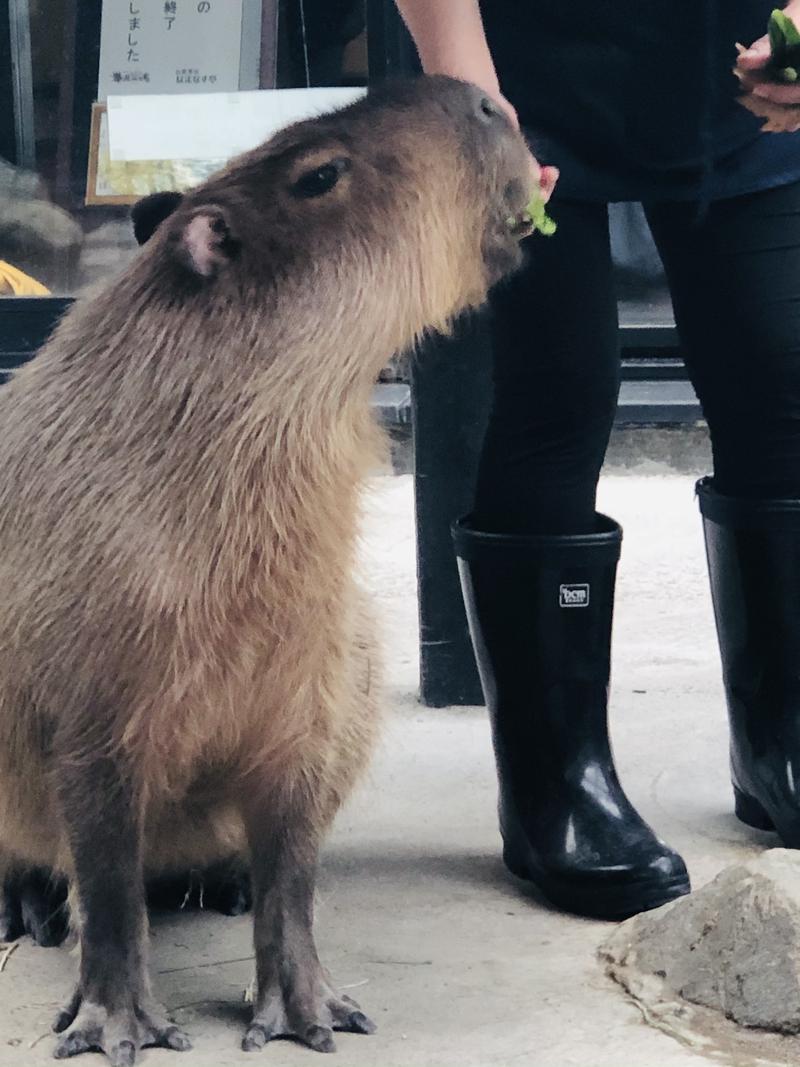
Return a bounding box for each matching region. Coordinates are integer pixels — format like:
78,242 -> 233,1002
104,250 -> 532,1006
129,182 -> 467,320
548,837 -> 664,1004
537,164 -> 559,204
392,0 -> 559,199
735,2 -> 800,132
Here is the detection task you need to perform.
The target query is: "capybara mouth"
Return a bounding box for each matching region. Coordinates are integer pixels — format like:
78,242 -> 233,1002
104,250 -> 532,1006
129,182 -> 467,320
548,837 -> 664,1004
507,211 -> 535,240
505,192 -> 557,241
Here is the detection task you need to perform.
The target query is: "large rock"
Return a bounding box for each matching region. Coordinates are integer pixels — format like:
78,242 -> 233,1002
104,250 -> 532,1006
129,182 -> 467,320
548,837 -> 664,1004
0,157 -> 44,201
601,850 -> 800,1061
0,200 -> 83,256
0,199 -> 84,293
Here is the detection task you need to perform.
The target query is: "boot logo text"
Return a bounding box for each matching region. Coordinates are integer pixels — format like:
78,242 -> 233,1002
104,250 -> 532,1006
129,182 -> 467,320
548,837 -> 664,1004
559,583 -> 590,608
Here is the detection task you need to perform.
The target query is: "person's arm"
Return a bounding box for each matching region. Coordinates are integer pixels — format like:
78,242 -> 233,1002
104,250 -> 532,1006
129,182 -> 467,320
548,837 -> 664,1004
394,0 -> 516,125
394,1 -> 560,200
736,0 -> 800,132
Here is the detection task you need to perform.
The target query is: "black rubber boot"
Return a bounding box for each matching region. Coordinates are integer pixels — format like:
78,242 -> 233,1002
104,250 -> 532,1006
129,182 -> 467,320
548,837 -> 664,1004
453,515 -> 690,921
698,477 -> 800,844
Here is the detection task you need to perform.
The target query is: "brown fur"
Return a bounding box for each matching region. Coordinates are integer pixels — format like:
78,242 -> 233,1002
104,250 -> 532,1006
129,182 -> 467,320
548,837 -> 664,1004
0,76 -> 532,1057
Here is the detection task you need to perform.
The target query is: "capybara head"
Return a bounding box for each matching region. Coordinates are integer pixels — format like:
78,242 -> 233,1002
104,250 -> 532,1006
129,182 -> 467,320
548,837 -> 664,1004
129,76 -> 535,349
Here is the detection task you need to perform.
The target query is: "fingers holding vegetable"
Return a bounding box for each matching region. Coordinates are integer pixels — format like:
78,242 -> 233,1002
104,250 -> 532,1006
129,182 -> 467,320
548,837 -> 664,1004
735,8 -> 800,132
539,164 -> 559,205
737,8 -> 800,81
739,90 -> 800,132
736,34 -> 772,73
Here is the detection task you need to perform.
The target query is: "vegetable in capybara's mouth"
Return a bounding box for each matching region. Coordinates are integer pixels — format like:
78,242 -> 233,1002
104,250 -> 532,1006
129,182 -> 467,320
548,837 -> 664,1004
507,190 -> 557,238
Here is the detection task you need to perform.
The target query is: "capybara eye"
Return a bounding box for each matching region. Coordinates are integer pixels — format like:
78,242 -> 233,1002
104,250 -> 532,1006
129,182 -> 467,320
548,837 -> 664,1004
291,157 -> 351,200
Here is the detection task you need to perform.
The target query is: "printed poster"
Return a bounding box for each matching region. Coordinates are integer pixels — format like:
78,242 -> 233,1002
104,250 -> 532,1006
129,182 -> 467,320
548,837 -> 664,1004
97,0 -> 244,100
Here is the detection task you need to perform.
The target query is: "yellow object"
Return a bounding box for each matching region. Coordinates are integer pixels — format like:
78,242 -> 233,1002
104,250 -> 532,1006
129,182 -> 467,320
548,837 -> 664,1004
0,260 -> 50,296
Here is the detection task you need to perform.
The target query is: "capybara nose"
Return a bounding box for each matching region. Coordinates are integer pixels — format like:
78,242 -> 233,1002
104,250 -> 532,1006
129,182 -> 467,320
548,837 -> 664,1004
477,95 -> 504,123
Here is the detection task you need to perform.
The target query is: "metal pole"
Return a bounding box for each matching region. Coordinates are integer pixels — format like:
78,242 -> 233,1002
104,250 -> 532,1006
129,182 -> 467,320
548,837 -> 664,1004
8,0 -> 35,170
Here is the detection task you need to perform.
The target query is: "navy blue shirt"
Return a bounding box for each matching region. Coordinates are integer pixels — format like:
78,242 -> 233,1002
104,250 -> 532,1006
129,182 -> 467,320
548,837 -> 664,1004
481,0 -> 800,201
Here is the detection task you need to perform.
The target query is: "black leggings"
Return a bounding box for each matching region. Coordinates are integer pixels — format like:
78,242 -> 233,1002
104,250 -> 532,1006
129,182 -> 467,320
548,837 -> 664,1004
474,179 -> 800,535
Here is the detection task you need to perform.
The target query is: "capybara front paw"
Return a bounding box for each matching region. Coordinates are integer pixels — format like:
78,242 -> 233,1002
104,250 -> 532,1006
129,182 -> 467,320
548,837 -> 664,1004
242,986 -> 375,1054
52,993 -> 191,1065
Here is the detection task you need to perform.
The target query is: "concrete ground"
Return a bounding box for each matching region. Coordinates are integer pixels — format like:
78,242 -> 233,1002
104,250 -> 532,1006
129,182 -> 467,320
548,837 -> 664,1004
0,468 -> 779,1067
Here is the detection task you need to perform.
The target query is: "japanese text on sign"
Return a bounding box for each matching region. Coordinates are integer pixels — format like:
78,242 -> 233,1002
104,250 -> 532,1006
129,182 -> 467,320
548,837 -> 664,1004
97,0 -> 243,100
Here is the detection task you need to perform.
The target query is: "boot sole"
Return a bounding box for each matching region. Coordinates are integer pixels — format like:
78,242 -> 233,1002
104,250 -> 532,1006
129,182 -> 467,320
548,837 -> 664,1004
732,785 -> 800,852
503,846 -> 691,922
732,785 -> 800,847
733,786 -> 776,833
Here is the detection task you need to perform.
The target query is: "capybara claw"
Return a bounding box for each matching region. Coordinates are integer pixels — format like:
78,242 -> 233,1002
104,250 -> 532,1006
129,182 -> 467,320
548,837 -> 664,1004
52,997 -> 190,1064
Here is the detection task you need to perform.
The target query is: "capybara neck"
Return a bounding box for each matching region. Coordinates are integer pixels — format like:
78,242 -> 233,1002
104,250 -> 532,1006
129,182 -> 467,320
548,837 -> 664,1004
13,262 -> 390,609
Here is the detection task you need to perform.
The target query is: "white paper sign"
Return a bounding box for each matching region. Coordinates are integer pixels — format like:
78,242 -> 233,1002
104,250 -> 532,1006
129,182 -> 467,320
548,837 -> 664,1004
106,88 -> 367,161
97,0 -> 244,101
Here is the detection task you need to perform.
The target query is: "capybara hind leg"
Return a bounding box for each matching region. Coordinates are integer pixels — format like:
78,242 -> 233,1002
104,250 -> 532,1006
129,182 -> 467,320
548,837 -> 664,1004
201,859 -> 252,916
52,751 -> 191,1065
147,860 -> 251,917
240,790 -> 375,1054
0,874 -> 21,943
2,866 -> 70,947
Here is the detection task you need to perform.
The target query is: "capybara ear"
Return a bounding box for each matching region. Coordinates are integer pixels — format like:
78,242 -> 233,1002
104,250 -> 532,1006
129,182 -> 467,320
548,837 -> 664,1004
131,191 -> 184,245
178,208 -> 240,278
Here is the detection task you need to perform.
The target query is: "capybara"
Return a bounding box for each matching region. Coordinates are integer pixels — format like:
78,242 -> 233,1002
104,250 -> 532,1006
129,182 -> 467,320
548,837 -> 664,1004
0,76 -> 534,1063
